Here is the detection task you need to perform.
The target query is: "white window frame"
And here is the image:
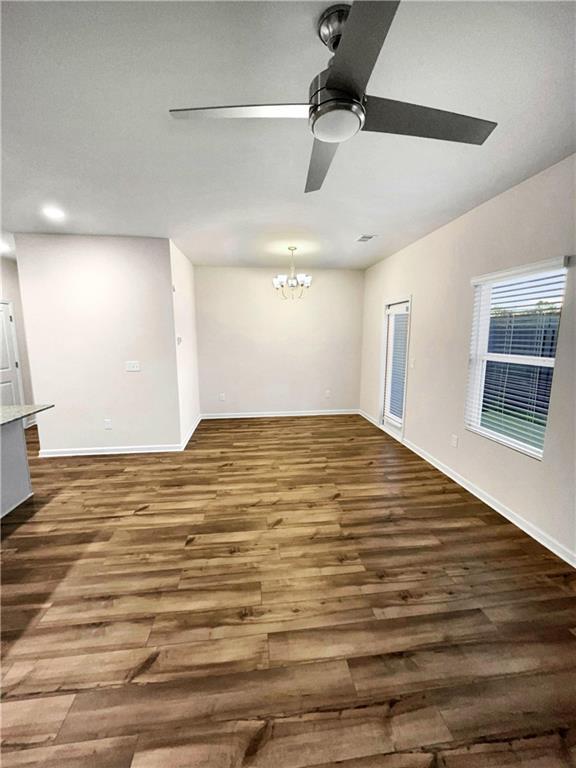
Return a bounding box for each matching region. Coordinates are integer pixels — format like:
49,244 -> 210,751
465,257 -> 568,460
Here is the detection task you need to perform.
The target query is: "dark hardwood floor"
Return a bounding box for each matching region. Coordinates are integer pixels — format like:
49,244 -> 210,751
1,415 -> 576,766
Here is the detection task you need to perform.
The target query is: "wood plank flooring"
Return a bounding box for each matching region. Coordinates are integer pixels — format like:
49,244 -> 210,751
2,414 -> 576,766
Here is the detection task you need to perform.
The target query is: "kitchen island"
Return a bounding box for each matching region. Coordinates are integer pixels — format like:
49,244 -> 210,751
1,404 -> 54,518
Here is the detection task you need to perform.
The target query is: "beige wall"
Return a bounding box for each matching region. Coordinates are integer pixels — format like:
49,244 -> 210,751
16,234 -> 181,454
1,256 -> 34,404
360,155 -> 576,563
195,267 -> 364,415
170,241 -> 201,444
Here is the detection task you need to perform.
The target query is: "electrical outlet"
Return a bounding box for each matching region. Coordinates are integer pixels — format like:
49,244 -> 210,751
450,434 -> 459,448
125,360 -> 141,372
219,392 -> 226,402
104,418 -> 112,430
325,388 -> 331,399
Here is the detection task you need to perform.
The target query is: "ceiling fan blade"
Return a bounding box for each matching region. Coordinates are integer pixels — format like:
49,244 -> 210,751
326,1 -> 400,97
170,104 -> 309,119
363,96 -> 497,144
305,140 -> 339,193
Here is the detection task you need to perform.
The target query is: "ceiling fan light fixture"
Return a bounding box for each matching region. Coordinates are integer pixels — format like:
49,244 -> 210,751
310,100 -> 365,143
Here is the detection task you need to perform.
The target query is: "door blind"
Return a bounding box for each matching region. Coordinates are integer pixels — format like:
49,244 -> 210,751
384,302 -> 410,426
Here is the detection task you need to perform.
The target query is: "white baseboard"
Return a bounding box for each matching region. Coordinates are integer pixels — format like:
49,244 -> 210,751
358,409 -> 380,428
358,409 -> 405,442
359,410 -> 576,569
201,409 -> 360,419
39,443 -> 185,458
1,491 -> 34,519
39,415 -> 204,457
179,414 -> 202,450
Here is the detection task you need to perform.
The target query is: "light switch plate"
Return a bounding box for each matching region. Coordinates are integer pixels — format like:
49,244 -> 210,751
125,361 -> 141,372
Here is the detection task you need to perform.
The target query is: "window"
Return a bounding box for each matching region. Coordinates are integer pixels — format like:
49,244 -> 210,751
383,300 -> 410,429
465,259 -> 568,459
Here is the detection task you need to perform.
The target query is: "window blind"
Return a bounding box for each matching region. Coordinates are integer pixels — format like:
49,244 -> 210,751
465,265 -> 567,458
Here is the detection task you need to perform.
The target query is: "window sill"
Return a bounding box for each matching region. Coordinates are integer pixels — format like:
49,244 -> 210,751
465,424 -> 544,461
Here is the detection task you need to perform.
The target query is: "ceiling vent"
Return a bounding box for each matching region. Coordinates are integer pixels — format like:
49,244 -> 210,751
357,234 -> 377,242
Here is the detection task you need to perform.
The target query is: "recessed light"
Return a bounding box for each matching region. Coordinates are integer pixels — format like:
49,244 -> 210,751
42,204 -> 66,222
357,234 -> 377,242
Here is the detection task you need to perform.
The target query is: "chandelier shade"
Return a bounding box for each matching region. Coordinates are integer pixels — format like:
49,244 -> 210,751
272,247 -> 312,299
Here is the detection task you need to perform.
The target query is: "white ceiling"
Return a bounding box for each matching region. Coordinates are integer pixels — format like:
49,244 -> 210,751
2,1 -> 575,269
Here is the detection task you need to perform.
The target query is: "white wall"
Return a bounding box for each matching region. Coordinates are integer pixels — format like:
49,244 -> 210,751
1,256 -> 34,405
170,241 -> 201,445
195,267 -> 364,416
360,155 -> 576,564
16,234 -> 181,454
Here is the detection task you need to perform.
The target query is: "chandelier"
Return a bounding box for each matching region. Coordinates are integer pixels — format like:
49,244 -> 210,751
272,246 -> 312,299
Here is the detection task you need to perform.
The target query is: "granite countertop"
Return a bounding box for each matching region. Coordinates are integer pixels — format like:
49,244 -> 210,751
0,404 -> 54,426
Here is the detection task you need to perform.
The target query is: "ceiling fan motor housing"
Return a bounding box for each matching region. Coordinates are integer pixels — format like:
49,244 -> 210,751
309,67 -> 365,143
318,4 -> 352,52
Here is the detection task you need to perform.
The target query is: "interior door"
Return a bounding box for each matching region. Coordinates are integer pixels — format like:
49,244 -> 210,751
383,300 -> 410,429
0,301 -> 22,406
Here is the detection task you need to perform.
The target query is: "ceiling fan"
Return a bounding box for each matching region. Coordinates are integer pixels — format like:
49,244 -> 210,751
170,1 -> 497,193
